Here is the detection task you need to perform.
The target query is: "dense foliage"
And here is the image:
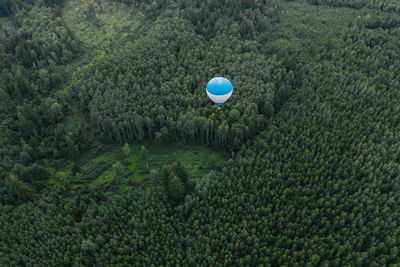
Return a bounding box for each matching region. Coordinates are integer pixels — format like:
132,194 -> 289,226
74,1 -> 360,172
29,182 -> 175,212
307,0 -> 400,13
75,4 -> 295,148
0,1 -> 84,204
1,0 -> 400,265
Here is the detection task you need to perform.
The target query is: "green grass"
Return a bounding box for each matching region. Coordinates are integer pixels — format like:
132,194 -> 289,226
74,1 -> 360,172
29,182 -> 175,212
80,146 -> 122,170
124,143 -> 225,186
49,143 -> 225,191
144,143 -> 224,181
90,167 -> 116,186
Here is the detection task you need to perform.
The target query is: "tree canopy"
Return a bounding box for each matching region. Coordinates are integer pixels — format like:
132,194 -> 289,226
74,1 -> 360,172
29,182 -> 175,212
1,0 -> 400,265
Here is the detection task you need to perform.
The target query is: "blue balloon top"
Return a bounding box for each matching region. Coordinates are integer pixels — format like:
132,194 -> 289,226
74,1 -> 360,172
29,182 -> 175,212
206,77 -> 233,95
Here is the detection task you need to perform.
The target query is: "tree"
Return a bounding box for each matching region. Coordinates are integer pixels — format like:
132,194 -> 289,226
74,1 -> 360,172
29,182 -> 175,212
161,165 -> 170,191
72,163 -> 80,176
112,161 -> 122,177
150,169 -> 160,186
140,145 -> 149,172
171,161 -> 188,187
65,135 -> 79,161
122,143 -> 131,158
8,174 -> 33,203
168,174 -> 185,201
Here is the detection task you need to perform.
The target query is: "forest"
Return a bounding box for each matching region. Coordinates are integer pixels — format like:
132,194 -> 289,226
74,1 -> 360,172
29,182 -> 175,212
0,0 -> 400,265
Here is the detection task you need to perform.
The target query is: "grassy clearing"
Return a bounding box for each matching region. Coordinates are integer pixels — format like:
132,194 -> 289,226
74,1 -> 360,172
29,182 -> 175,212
48,143 -> 225,191
80,146 -> 122,170
90,167 -> 116,186
94,142 -> 224,188
141,143 -> 225,183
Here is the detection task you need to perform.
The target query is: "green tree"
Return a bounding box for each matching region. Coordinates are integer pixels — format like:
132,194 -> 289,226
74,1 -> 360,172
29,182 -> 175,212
168,174 -> 185,201
8,174 -> 33,203
122,143 -> 131,158
170,161 -> 188,187
140,145 -> 149,172
65,135 -> 79,161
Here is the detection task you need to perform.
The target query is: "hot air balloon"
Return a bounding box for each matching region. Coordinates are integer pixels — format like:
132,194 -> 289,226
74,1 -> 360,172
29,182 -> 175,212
206,77 -> 233,107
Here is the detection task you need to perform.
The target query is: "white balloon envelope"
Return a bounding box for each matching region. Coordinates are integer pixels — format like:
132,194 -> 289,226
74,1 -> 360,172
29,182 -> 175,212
206,77 -> 233,106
